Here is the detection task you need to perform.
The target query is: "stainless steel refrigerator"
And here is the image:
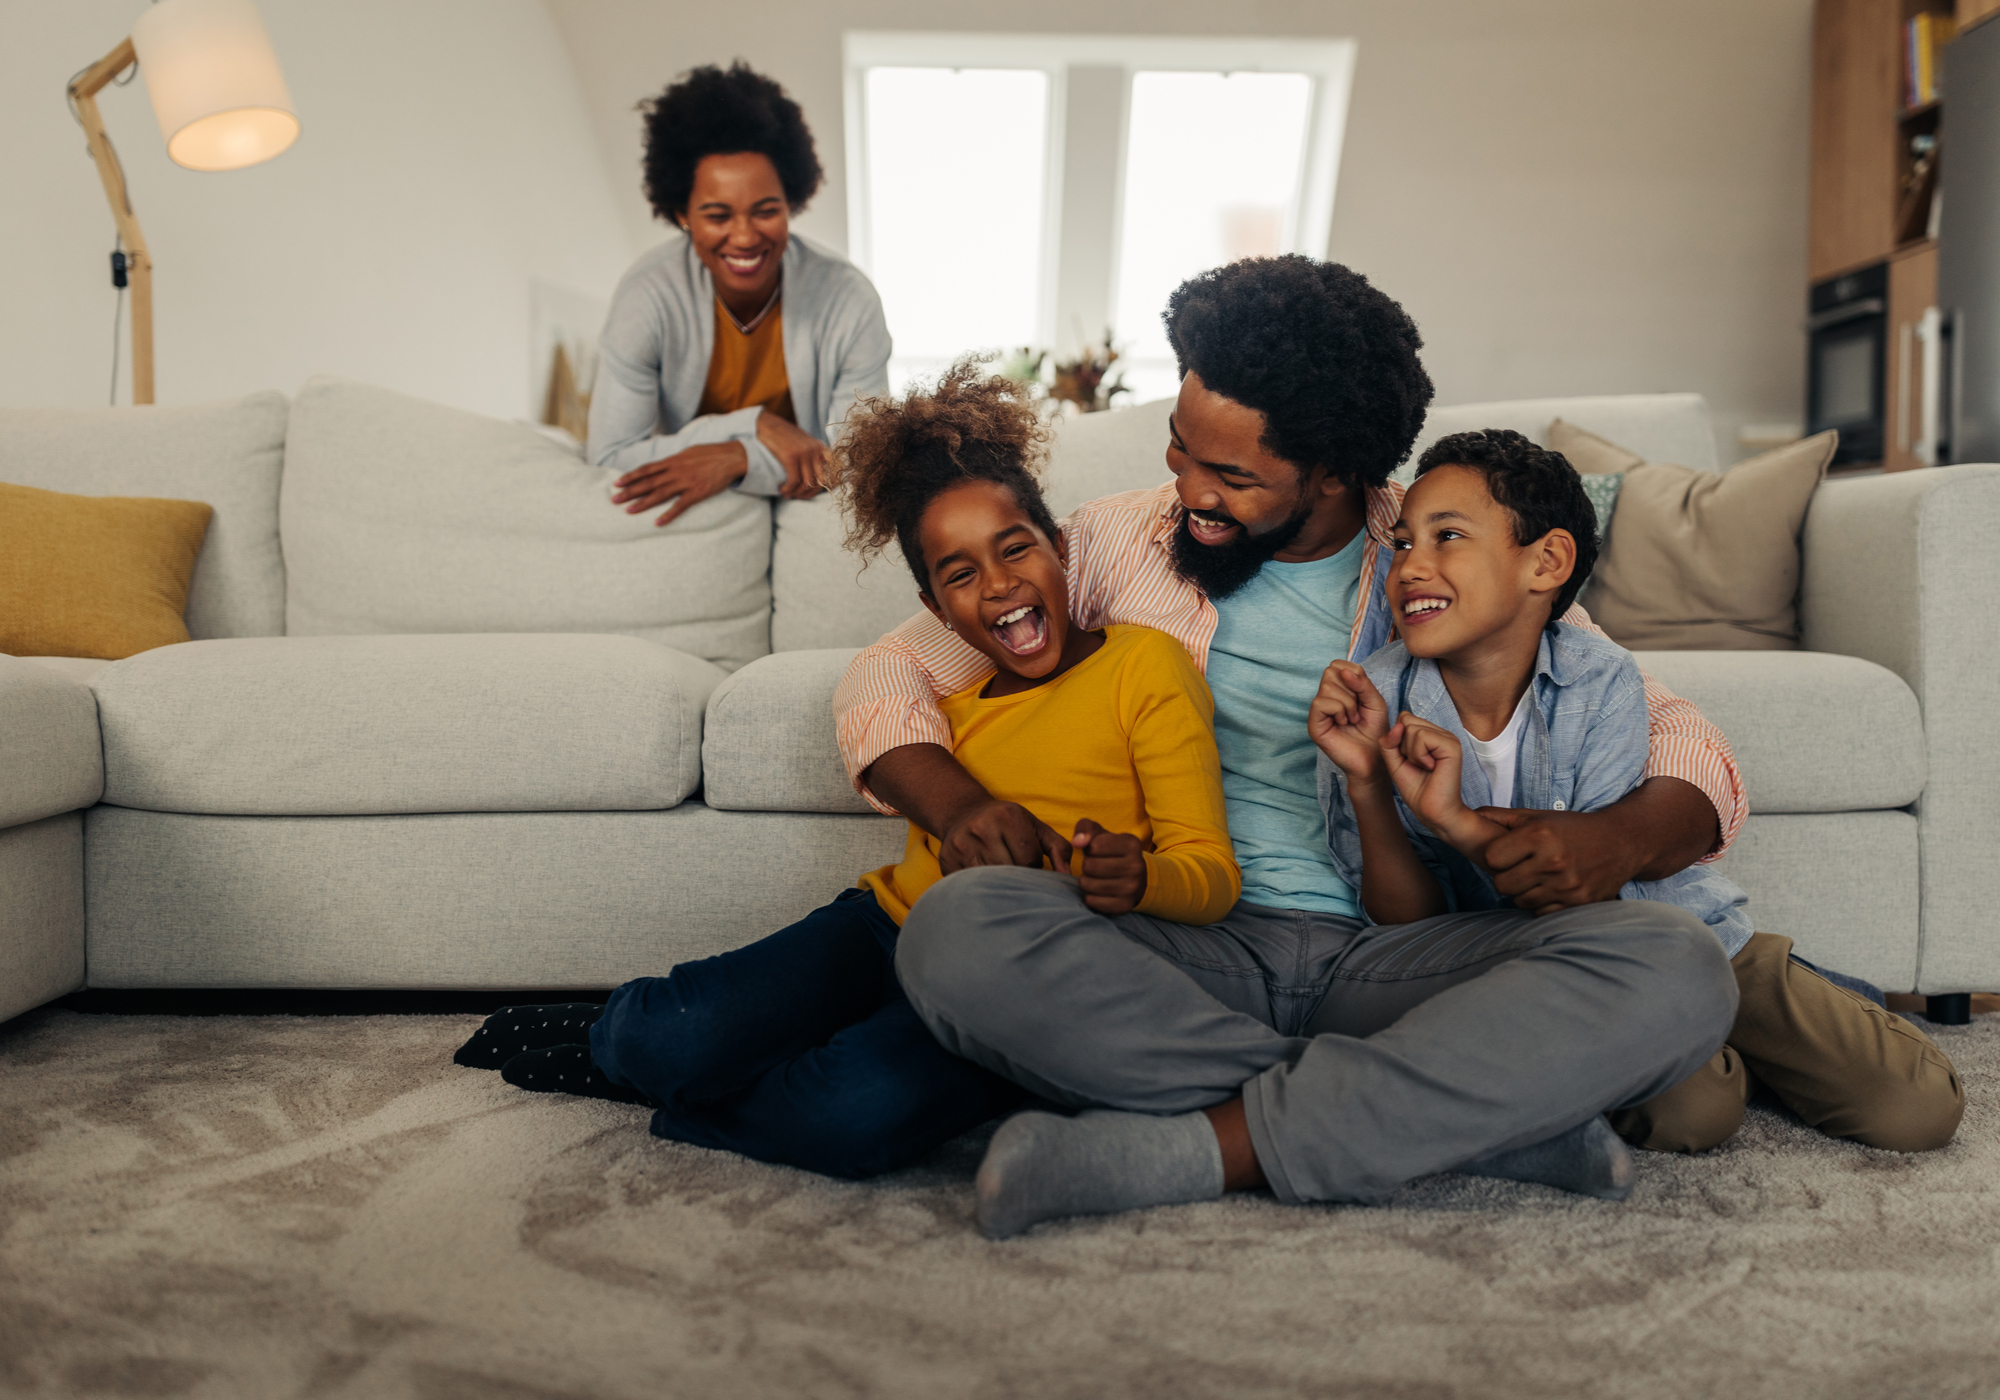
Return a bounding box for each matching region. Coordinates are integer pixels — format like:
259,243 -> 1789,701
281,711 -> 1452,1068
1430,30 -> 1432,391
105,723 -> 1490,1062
1940,18 -> 2000,463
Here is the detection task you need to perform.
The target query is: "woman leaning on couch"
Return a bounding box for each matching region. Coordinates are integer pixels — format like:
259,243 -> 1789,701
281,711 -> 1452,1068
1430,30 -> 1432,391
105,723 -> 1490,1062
588,63 -> 892,525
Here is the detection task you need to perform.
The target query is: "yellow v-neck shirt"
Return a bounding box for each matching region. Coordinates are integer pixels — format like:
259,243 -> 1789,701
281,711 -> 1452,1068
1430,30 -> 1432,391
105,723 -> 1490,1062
860,625 -> 1240,927
697,296 -> 796,422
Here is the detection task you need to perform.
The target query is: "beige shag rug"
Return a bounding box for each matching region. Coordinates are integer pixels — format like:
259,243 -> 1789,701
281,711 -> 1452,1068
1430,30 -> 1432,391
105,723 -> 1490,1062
2,1007 -> 1998,1400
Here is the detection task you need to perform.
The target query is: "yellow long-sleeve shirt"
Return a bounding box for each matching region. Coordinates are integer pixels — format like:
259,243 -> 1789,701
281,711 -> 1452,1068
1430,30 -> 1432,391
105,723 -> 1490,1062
861,624 -> 1240,927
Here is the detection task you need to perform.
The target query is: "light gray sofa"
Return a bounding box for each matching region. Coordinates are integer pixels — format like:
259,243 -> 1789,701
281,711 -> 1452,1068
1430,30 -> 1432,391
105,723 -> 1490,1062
3,378 -> 1995,1025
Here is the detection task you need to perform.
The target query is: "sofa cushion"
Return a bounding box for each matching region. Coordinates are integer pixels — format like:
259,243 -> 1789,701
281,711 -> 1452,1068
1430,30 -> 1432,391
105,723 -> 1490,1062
1040,397 -> 1176,519
703,649 -> 873,813
769,398 -> 1179,653
1632,650 -> 1924,813
0,482 -> 212,660
0,655 -> 104,828
1411,394 -> 1719,479
707,646 -> 1921,818
1583,433 -> 1835,651
91,634 -> 723,816
0,391 -> 288,640
1548,419 -> 1645,475
282,376 -> 772,672
769,498 -> 927,653
16,657 -> 112,683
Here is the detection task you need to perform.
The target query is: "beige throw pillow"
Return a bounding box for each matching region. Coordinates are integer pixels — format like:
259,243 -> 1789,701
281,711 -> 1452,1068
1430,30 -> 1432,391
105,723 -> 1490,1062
1548,419 -> 1645,475
1578,431 -> 1835,651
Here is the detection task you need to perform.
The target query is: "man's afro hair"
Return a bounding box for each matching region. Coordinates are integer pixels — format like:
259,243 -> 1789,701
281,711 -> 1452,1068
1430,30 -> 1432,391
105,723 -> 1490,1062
1415,428 -> 1600,624
1165,256 -> 1433,493
641,63 -> 823,222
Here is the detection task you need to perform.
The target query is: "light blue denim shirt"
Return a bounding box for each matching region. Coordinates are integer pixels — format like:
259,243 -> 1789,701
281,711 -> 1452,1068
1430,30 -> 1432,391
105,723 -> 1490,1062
1317,621 -> 1753,956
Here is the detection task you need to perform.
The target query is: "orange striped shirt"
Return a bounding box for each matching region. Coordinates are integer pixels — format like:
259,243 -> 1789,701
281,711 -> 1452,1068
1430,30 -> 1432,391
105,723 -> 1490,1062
833,480 -> 1746,860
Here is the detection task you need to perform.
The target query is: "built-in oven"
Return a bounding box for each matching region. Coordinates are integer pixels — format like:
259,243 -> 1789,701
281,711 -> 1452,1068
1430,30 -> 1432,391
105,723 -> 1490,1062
1807,262 -> 1888,466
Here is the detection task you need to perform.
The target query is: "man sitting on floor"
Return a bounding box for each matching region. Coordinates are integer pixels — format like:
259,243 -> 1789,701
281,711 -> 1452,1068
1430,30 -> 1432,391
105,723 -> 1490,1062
837,256 -> 1747,1237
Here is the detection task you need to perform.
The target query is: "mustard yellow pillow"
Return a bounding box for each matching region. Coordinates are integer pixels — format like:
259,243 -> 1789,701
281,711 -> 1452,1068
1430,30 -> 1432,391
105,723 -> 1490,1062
0,481 -> 213,660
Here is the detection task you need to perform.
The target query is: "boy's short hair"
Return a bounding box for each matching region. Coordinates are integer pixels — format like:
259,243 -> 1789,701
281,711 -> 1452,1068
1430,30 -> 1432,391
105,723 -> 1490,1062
1414,429 -> 1600,623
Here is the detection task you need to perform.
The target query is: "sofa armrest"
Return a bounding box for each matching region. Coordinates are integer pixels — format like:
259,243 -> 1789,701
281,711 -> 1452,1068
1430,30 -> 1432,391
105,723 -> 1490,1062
0,655 -> 97,1022
0,654 -> 103,829
1800,463 -> 2000,992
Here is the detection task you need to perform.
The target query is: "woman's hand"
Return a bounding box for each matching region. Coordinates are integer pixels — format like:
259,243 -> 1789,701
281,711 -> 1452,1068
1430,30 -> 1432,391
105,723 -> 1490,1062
757,411 -> 831,500
612,442 -> 750,526
1309,660 -> 1392,786
1073,819 -> 1153,916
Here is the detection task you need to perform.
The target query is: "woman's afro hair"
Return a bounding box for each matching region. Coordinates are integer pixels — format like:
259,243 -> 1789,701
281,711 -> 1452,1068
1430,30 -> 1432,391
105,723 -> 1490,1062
1415,428 -> 1601,624
641,63 -> 823,221
835,360 -> 1057,590
1165,256 -> 1434,494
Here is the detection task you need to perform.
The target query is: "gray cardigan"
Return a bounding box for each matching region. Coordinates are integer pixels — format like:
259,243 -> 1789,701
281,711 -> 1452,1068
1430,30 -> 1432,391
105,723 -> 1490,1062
585,232 -> 893,496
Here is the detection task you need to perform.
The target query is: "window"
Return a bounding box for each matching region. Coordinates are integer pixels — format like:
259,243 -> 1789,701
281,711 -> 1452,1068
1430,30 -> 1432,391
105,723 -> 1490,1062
844,33 -> 1357,401
858,67 -> 1054,396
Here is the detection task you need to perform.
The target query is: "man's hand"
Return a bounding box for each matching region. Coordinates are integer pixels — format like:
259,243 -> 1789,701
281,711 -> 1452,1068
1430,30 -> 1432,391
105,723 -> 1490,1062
1073,818 -> 1151,916
1308,660 -> 1392,783
939,798 -> 1073,875
612,441 -> 749,526
862,742 -> 1071,874
756,411 -> 831,501
1480,776 -> 1721,915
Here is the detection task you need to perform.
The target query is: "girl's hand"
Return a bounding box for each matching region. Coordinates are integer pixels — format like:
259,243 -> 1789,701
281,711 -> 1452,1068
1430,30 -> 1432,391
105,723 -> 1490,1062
1380,713 -> 1472,843
1308,661 -> 1392,784
1073,818 -> 1152,916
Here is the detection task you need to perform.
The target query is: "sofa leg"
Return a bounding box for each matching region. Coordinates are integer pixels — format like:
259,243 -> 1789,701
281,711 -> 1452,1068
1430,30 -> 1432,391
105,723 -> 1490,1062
1925,994 -> 1972,1025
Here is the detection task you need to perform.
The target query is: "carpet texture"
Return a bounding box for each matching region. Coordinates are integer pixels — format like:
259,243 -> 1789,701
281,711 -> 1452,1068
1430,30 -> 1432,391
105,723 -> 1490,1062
2,1008 -> 1997,1400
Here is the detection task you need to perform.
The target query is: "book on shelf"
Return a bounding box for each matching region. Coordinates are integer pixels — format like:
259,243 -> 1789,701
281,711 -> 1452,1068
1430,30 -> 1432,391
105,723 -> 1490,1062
1907,12 -> 1958,110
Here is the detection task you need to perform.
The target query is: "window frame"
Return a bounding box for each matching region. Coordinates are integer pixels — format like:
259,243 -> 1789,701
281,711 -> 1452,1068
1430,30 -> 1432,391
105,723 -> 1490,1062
842,31 -> 1358,381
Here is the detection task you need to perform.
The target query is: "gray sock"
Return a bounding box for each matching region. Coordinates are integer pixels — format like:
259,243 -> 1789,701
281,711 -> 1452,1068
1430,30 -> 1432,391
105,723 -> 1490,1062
974,1109 -> 1226,1239
1457,1115 -> 1636,1201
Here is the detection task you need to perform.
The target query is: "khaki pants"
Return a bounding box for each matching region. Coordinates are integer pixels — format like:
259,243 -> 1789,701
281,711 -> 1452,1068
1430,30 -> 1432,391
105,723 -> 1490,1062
1609,932 -> 1964,1154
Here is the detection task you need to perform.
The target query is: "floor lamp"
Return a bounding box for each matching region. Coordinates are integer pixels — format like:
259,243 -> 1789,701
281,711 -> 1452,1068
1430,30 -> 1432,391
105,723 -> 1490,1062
67,0 -> 299,406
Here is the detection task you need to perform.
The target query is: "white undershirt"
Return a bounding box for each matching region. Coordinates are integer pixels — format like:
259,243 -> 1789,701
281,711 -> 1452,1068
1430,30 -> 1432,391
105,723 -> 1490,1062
1462,688 -> 1534,807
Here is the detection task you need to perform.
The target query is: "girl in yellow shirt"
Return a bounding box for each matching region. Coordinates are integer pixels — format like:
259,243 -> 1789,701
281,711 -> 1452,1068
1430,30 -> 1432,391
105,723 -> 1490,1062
458,365 -> 1238,1179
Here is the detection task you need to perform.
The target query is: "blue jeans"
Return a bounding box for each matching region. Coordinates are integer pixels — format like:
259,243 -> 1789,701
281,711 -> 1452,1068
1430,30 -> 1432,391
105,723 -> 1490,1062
590,888 -> 1025,1179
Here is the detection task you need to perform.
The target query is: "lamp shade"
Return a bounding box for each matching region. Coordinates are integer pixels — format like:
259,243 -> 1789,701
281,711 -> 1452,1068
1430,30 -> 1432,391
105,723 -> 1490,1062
131,0 -> 299,172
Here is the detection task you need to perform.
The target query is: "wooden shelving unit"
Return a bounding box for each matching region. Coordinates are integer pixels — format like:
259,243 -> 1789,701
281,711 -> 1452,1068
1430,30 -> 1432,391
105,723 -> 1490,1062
1808,0 -> 1963,469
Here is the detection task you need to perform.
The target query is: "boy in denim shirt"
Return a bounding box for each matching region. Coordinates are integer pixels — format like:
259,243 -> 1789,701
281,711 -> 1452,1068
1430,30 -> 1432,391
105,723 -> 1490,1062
1312,429 -> 1960,1156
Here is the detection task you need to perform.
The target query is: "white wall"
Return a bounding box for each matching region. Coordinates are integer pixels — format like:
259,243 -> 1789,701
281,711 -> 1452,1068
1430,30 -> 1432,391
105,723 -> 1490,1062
548,0 -> 1815,462
2,0 -> 635,418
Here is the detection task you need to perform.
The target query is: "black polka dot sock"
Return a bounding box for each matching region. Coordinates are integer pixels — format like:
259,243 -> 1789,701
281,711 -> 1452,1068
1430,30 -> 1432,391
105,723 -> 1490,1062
452,1003 -> 605,1070
499,1046 -> 651,1106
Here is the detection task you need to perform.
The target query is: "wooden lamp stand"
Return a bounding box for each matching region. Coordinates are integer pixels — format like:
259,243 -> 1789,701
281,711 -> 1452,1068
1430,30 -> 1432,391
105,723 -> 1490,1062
69,39 -> 155,406
63,0 -> 300,407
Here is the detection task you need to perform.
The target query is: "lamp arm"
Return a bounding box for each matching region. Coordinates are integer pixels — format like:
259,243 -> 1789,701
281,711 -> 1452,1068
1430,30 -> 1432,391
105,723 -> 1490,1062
68,38 -> 154,405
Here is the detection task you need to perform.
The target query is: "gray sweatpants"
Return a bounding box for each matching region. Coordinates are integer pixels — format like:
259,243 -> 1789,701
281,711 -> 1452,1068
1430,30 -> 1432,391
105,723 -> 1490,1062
895,867 -> 1738,1205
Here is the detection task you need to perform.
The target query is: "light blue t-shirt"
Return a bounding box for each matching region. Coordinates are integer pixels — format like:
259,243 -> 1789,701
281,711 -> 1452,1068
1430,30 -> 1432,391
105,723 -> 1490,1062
1205,531 -> 1367,915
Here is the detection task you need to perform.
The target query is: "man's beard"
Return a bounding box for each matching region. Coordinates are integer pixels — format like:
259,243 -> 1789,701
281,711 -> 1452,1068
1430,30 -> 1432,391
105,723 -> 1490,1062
1168,499 -> 1314,600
